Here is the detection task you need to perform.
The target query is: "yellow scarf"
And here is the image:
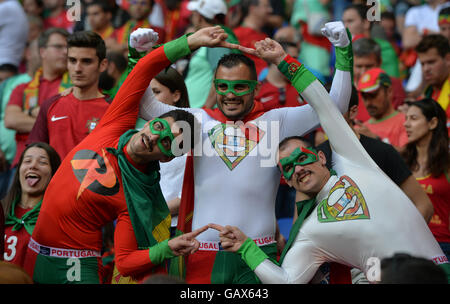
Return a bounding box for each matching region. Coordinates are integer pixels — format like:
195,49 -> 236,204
426,77 -> 450,111
436,78 -> 450,111
23,67 -> 71,110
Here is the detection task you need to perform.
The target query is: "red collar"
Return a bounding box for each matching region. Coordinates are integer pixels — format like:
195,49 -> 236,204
203,101 -> 266,124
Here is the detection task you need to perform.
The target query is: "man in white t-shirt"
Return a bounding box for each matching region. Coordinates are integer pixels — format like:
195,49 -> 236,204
0,0 -> 29,68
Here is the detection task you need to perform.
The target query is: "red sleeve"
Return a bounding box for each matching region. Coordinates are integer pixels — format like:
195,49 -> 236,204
26,94 -> 61,145
7,83 -> 27,107
114,212 -> 157,278
95,45 -> 171,137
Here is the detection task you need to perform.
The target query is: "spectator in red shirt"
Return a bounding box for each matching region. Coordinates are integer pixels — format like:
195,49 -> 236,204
233,0 -> 272,77
356,68 -> 409,149
27,31 -> 111,160
116,0 -> 165,55
4,28 -> 70,169
86,0 -> 119,52
42,0 -> 74,32
256,41 -> 303,112
353,37 -> 406,122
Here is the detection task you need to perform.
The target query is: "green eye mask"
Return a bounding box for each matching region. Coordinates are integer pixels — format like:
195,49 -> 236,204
279,146 -> 319,180
149,118 -> 175,157
214,79 -> 258,96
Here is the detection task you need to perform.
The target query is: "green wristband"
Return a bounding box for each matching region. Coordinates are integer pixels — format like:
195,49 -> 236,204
334,29 -> 354,81
162,33 -> 192,63
277,55 -> 317,93
148,239 -> 176,265
237,238 -> 269,271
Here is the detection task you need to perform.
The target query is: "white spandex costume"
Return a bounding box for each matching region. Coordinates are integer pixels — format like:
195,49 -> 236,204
139,70 -> 351,247
250,78 -> 449,284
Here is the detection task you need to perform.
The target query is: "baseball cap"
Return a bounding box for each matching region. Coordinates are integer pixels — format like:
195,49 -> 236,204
187,0 -> 228,20
357,68 -> 391,93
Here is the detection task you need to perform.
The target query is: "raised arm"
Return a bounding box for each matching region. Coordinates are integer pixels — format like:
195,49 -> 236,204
322,22 -> 353,114
137,26 -> 241,120
240,26 -> 377,168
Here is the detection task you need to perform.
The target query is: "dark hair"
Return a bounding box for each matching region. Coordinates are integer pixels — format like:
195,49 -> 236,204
158,109 -> 199,151
353,38 -> 382,63
67,31 -> 107,63
86,0 -> 113,14
278,135 -> 314,152
344,3 -> 368,20
401,98 -> 449,177
154,67 -> 190,108
416,34 -> 450,58
201,14 -> 226,26
0,63 -> 18,75
381,253 -> 447,284
381,11 -> 395,21
2,142 -> 61,219
439,6 -> 450,17
38,27 -> 69,49
215,53 -> 257,80
106,51 -> 127,73
240,0 -> 260,19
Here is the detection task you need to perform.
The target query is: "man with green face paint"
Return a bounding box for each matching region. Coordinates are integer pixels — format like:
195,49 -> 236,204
278,146 -> 319,181
26,26 -> 240,284
209,36 -> 450,283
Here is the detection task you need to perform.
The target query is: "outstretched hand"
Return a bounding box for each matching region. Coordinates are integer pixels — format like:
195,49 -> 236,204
187,26 -> 241,52
238,38 -> 287,66
209,223 -> 248,253
168,225 -> 208,256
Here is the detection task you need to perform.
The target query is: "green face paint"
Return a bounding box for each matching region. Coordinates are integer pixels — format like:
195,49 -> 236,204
279,147 -> 319,180
149,118 -> 175,157
214,79 -> 258,96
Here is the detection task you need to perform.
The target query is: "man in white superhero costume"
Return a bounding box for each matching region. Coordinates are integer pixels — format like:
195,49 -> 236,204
134,22 -> 354,283
210,35 -> 450,283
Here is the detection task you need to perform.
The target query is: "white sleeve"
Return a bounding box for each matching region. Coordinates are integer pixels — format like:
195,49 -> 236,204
138,86 -> 201,119
278,69 -> 351,139
254,238 -> 322,284
300,80 -> 378,169
404,7 -> 418,28
329,70 -> 351,114
138,86 -> 175,120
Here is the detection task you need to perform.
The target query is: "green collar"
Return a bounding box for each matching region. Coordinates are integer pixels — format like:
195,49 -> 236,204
5,196 -> 42,235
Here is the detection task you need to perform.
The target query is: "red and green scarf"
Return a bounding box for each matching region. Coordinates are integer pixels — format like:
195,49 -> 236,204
23,67 -> 71,110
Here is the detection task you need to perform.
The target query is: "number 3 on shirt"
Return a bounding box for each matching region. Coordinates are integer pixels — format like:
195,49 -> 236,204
4,235 -> 18,261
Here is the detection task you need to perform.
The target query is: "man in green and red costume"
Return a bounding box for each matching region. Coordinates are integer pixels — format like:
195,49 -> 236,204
23,26 -> 237,284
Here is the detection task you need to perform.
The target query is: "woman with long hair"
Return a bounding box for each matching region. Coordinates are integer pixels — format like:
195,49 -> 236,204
2,142 -> 60,268
402,98 -> 450,259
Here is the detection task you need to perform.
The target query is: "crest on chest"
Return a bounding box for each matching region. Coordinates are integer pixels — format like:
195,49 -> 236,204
317,175 -> 370,223
208,122 -> 265,170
